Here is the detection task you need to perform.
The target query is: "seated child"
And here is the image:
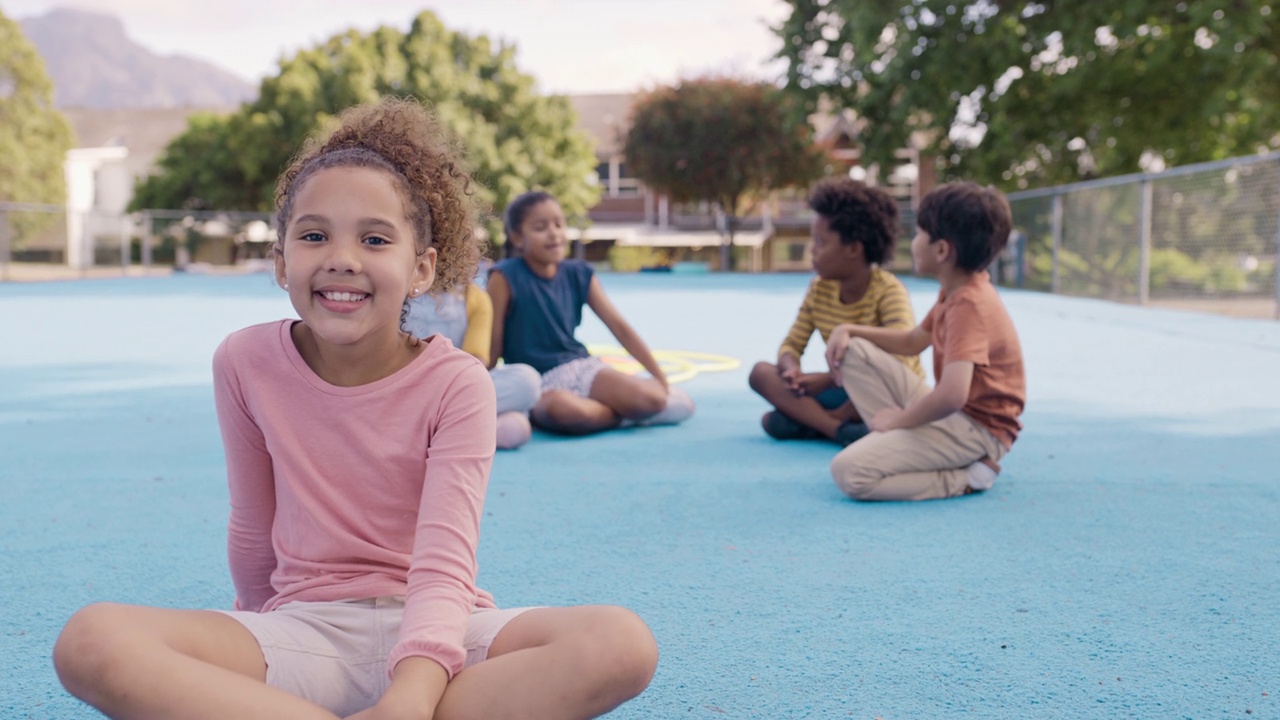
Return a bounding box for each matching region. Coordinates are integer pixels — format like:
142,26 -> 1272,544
404,280 -> 541,449
487,190 -> 695,435
53,98 -> 658,719
749,177 -> 923,445
825,181 -> 1026,501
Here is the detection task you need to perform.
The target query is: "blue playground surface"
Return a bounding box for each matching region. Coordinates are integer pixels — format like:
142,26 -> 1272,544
2,271 -> 1278,719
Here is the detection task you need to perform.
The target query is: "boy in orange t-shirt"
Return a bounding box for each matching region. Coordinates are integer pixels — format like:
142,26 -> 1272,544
824,182 -> 1026,501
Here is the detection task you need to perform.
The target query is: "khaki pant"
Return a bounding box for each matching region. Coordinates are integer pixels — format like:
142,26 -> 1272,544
831,338 -> 1007,501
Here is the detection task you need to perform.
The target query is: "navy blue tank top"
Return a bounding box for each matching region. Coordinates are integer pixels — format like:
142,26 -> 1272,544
493,258 -> 593,373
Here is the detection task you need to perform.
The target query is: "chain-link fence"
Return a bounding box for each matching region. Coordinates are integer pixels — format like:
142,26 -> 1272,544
0,206 -> 277,281
1005,152 -> 1280,319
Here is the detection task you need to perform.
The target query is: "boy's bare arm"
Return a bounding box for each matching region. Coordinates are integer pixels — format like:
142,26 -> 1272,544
868,360 -> 973,432
825,323 -> 930,373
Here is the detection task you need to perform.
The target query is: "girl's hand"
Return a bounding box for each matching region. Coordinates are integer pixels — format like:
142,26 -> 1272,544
654,372 -> 670,392
867,406 -> 905,433
346,657 -> 444,720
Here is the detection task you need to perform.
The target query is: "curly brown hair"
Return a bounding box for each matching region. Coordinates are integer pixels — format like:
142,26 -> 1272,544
807,177 -> 899,265
274,97 -> 483,294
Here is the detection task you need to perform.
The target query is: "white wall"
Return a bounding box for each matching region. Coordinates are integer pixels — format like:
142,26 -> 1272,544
64,146 -> 130,268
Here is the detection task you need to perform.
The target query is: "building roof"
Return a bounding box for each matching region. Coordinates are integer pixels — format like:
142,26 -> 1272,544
61,96 -> 633,180
566,93 -> 635,158
59,94 -> 882,199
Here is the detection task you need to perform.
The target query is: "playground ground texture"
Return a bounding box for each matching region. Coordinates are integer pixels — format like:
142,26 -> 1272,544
2,270 -> 1277,719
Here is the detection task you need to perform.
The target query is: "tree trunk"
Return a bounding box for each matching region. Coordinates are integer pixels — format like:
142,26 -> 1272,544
718,198 -> 739,272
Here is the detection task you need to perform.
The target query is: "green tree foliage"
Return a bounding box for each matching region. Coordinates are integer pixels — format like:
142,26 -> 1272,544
777,1 -> 1280,188
622,77 -> 824,269
131,11 -> 599,244
0,9 -> 74,233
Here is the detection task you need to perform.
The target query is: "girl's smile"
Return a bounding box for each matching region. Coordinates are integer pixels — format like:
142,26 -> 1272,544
314,285 -> 372,312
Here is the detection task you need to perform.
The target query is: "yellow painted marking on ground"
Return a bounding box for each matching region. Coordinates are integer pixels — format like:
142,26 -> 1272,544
587,345 -> 741,384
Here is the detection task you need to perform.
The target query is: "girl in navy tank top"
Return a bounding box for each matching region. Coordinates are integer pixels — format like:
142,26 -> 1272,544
487,191 -> 695,435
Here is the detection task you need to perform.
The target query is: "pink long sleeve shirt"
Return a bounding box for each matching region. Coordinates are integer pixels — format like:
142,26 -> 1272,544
212,320 -> 498,679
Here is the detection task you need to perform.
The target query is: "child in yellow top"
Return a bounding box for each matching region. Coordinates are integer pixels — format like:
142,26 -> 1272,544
749,177 -> 923,445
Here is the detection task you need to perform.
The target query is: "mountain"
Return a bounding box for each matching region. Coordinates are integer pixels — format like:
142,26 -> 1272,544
19,7 -> 257,109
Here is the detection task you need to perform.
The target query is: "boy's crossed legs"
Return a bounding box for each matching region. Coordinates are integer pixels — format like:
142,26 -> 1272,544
748,361 -> 860,443
831,337 -> 1006,501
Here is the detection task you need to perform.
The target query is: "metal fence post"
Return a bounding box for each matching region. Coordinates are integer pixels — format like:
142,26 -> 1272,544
1138,178 -> 1153,305
1051,192 -> 1064,294
0,210 -> 9,282
141,211 -> 153,268
119,214 -> 130,274
1274,160 -> 1280,319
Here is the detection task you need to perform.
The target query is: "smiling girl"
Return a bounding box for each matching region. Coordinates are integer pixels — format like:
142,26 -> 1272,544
53,99 -> 657,720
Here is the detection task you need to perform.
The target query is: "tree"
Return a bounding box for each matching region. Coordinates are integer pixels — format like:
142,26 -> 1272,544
0,9 -> 74,237
777,1 -> 1280,189
131,11 -> 599,246
622,77 -> 825,270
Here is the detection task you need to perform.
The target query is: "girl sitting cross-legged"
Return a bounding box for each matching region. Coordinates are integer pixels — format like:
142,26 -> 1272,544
52,98 -> 658,720
487,190 -> 695,436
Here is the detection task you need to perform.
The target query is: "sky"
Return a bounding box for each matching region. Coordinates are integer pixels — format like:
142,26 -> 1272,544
3,0 -> 793,94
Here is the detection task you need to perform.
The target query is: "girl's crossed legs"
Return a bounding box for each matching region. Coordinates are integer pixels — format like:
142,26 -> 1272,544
53,601 -> 657,720
532,358 -> 692,435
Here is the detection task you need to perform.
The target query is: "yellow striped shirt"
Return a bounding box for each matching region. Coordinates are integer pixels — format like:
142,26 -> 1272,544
779,268 -> 924,377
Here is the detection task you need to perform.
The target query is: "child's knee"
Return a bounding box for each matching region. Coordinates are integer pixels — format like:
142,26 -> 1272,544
830,451 -> 876,500
509,364 -> 542,409
579,607 -> 659,701
747,361 -> 778,393
841,337 -> 878,369
54,603 -> 129,695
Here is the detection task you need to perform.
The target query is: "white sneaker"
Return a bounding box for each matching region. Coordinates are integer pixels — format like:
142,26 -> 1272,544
964,459 -> 999,491
637,387 -> 695,426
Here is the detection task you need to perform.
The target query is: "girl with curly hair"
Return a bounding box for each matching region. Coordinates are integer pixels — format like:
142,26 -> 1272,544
53,98 -> 658,720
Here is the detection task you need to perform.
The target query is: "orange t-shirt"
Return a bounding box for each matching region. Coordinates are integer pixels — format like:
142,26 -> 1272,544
921,271 -> 1026,448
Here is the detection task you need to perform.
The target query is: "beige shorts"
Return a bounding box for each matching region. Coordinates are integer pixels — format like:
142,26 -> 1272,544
218,597 -> 534,716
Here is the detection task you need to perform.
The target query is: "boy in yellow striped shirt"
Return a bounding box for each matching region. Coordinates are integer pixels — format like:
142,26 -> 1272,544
749,178 -> 925,445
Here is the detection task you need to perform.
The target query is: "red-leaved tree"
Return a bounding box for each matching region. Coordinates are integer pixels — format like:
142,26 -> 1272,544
623,77 -> 823,270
